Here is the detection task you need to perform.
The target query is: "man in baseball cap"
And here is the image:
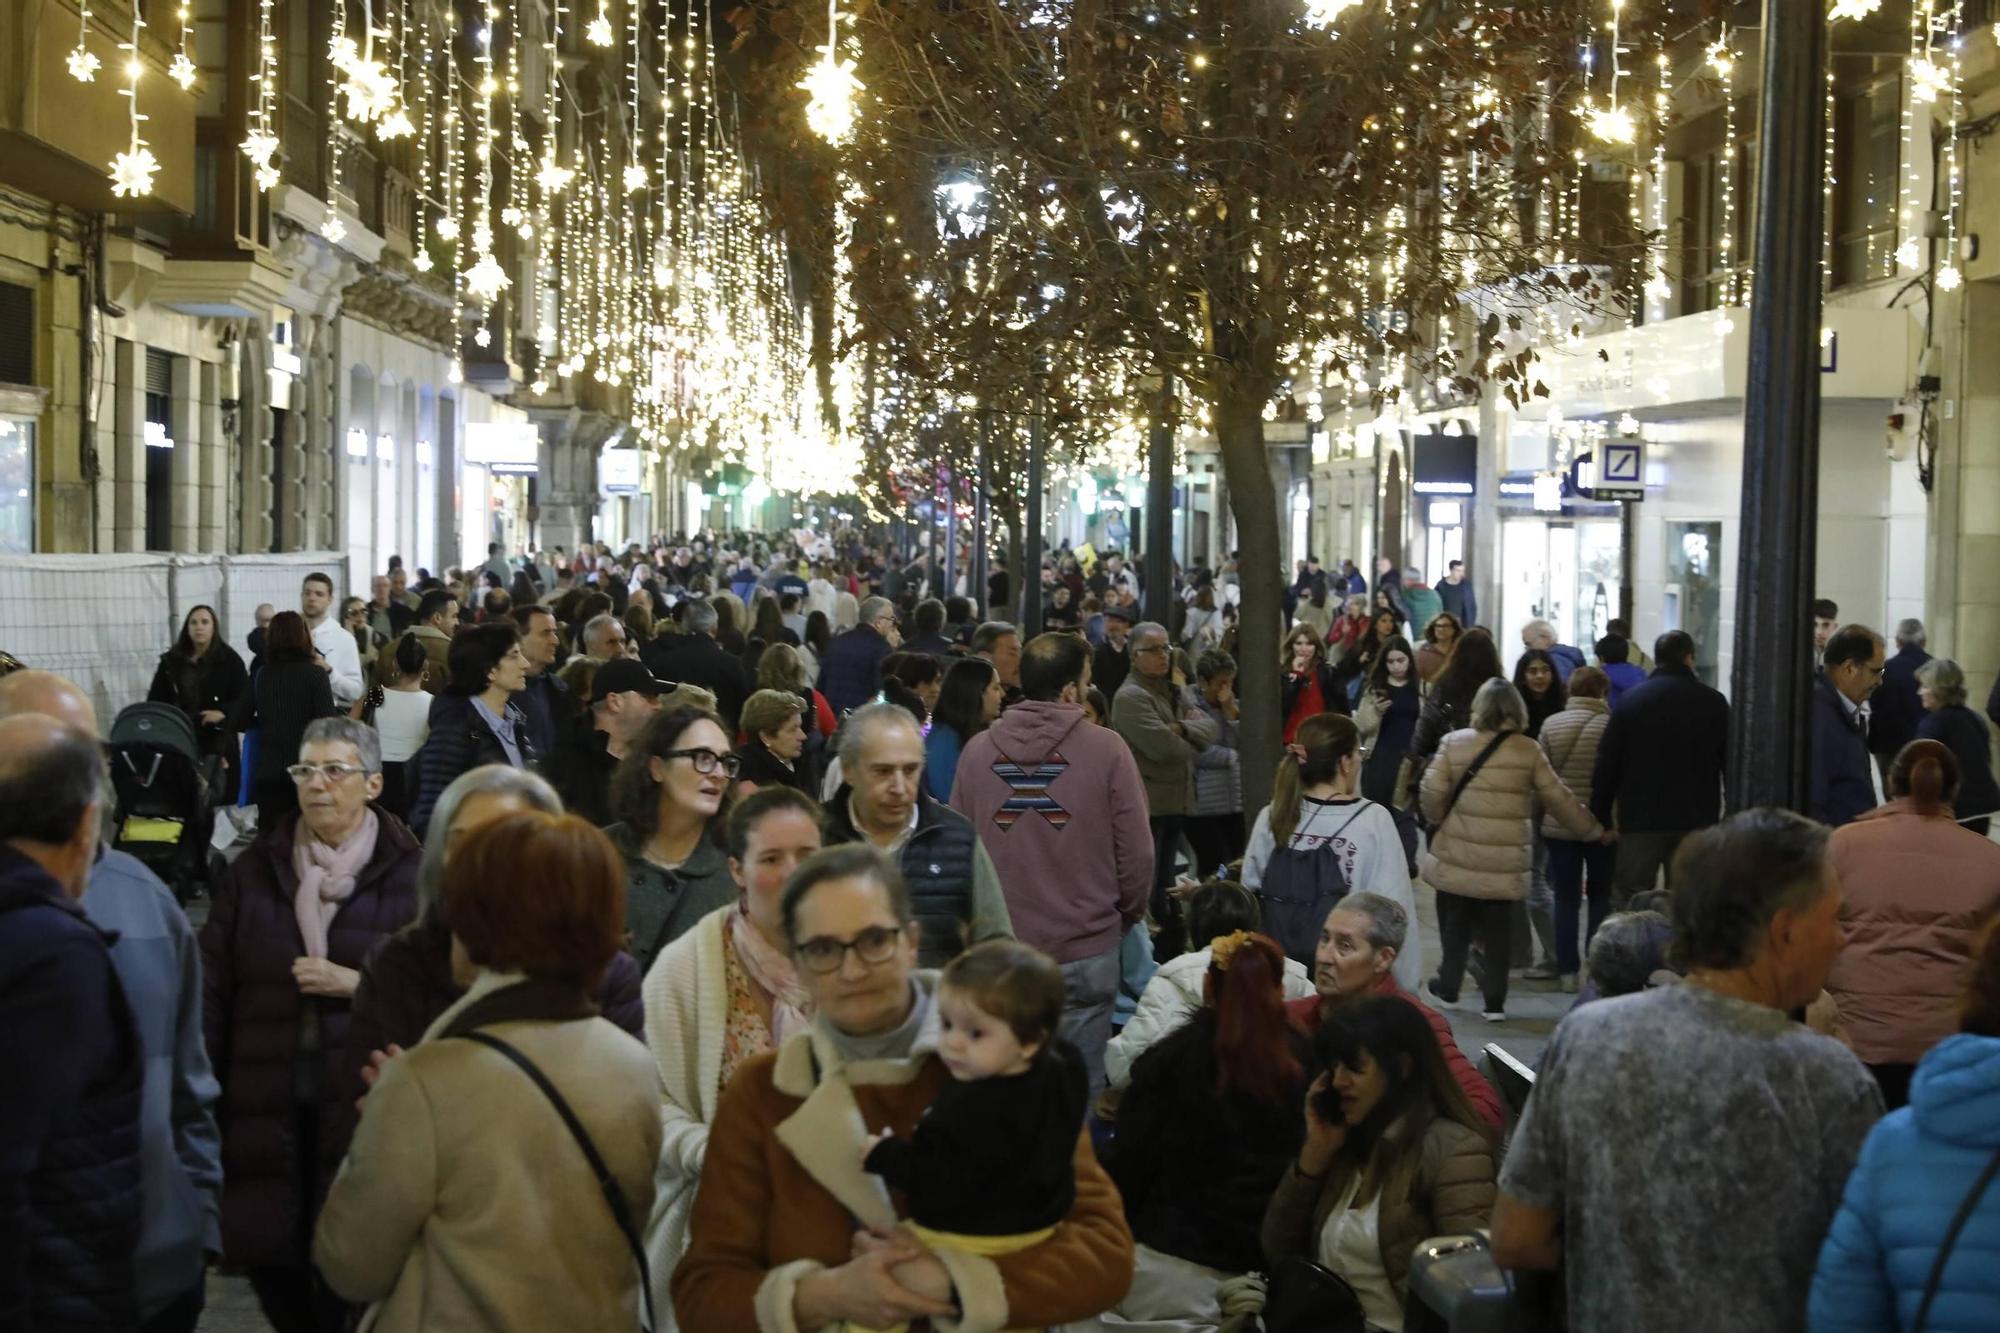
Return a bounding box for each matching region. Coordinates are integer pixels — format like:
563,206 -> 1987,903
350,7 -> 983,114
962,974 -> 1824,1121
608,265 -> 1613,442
540,658 -> 674,826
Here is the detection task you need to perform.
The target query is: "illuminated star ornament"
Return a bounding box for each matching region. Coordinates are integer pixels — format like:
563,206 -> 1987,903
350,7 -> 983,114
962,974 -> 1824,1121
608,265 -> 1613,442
69,1 -> 100,81
587,4 -> 614,46
1829,0 -> 1882,19
801,0 -> 862,145
110,144 -> 160,198
465,251 -> 511,303
1301,0 -> 1362,29
108,5 -> 155,198
1587,101 -> 1636,144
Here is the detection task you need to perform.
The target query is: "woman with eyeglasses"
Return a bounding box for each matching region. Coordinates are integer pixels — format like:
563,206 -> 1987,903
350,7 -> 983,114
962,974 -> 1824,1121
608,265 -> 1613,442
232,609 -> 341,831
674,844 -> 1134,1333
640,787 -> 827,1326
200,717 -> 422,1333
604,705 -> 744,976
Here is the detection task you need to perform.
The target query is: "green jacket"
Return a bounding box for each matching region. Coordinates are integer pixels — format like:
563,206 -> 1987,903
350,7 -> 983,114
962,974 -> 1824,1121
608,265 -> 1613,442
604,823 -> 739,977
1402,585 -> 1445,637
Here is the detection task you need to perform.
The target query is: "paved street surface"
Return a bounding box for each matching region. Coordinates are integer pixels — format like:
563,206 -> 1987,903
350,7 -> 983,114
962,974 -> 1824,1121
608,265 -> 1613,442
189,875 -> 1562,1331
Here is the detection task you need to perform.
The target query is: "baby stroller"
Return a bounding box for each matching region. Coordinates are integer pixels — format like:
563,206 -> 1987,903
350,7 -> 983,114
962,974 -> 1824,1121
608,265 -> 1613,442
107,702 -> 225,905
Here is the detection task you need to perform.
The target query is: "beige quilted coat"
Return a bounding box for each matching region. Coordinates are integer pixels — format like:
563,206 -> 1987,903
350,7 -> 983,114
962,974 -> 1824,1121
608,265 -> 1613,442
1419,727 -> 1601,900
1536,698 -> 1612,840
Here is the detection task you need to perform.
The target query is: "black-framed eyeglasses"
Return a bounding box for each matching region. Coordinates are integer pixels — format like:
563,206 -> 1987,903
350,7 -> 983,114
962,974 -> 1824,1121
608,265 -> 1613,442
795,925 -> 903,974
663,747 -> 741,777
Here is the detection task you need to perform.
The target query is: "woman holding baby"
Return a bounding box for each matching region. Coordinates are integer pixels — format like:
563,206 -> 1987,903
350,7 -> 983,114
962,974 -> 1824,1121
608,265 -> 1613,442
670,842 -> 1134,1332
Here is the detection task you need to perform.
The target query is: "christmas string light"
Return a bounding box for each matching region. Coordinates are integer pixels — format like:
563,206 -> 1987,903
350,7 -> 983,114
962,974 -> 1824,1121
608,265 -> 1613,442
465,6 -> 509,304
108,3 -> 157,197
171,3 -> 197,91
1587,0 -> 1635,144
1896,1 -> 1932,270
1714,25 -> 1740,303
801,0 -> 862,145
1938,2 -> 1966,290
323,0 -> 349,241
68,1 -> 100,83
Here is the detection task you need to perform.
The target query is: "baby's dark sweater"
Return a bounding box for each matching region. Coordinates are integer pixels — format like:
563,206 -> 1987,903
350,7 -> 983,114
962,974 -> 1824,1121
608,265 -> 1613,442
864,1040 -> 1088,1235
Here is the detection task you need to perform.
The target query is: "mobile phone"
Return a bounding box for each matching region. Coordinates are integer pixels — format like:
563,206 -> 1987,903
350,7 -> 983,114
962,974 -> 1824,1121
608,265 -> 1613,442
1312,1078 -> 1346,1127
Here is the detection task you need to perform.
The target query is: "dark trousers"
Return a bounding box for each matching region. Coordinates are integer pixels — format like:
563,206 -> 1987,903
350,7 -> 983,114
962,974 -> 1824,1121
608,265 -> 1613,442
1611,828 -> 1690,908
1149,814 -> 1187,960
1548,838 -> 1616,975
1435,893 -> 1513,1013
1183,813 -> 1245,880
1868,1061 -> 1916,1112
245,1267 -> 351,1333
139,1281 -> 205,1333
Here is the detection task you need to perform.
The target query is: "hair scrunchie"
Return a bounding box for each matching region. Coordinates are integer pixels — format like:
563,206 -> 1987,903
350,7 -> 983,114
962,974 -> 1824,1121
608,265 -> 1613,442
1209,929 -> 1253,972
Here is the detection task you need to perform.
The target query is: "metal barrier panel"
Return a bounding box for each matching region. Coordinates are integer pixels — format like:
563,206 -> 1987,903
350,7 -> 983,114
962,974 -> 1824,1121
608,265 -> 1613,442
218,553 -> 352,662
0,554 -> 177,721
169,555 -> 227,641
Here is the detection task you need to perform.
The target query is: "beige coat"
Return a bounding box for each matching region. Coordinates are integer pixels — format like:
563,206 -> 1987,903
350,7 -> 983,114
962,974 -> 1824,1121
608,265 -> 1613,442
1537,698 -> 1611,840
315,972 -> 664,1332
1419,728 -> 1600,901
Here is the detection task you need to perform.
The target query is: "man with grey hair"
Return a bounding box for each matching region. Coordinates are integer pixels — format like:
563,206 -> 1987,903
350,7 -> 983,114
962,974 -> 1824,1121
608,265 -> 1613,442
1493,807 -> 1882,1333
647,598 -> 753,732
581,612 -> 632,662
1113,619 -> 1217,957
0,672 -> 222,1331
0,711 -> 145,1330
818,595 -> 901,717
1869,616 -> 1931,777
1281,893 -> 1502,1129
824,702 -> 1012,968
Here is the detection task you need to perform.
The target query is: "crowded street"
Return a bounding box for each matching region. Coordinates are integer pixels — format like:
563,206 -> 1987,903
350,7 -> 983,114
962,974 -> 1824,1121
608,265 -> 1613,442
8,1 -> 2000,1332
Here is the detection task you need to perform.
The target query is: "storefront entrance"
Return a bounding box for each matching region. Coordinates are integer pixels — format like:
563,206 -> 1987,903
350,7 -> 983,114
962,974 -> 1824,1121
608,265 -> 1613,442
1500,517 -> 1622,665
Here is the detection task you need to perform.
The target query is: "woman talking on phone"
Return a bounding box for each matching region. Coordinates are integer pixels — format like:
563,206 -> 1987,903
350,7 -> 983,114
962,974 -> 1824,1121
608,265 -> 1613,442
1261,995 -> 1497,1331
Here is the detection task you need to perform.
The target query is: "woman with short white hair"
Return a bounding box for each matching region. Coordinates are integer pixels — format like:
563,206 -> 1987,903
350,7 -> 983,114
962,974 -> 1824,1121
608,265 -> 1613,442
1418,679 -> 1607,1021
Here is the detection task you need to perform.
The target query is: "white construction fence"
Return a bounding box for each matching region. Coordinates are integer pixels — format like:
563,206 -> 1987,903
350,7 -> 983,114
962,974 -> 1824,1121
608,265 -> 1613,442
0,552 -> 353,723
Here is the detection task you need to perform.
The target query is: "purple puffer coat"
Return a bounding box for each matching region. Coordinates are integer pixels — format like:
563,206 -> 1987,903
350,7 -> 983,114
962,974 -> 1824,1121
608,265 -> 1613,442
199,807 -> 421,1268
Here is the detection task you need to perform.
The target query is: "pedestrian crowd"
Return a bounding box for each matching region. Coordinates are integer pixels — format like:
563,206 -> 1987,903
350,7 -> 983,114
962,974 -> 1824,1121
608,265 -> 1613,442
5,531 -> 2000,1333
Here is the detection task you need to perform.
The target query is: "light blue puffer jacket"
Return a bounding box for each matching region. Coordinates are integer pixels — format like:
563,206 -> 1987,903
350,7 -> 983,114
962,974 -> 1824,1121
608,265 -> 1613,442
1809,1033 -> 2000,1332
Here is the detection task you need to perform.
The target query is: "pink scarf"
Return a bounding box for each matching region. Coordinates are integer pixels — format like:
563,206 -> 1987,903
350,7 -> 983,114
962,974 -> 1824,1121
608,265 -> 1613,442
292,809 -> 380,960
729,905 -> 812,1045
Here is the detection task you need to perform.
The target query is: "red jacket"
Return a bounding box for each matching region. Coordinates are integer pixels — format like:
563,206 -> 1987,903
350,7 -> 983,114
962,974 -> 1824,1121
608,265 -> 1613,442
1286,978 -> 1504,1131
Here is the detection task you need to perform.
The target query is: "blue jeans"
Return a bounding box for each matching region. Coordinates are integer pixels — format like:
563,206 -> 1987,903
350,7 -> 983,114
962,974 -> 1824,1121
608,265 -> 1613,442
1547,838 -> 1615,975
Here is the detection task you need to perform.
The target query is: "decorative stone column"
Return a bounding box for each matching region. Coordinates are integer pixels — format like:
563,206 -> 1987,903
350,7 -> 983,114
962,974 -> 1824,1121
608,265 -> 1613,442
110,339 -> 145,553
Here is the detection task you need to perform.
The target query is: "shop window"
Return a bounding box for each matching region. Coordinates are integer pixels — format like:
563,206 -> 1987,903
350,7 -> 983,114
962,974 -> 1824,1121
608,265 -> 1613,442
1685,139 -> 1755,312
0,283 -> 31,386
1832,72 -> 1902,289
145,348 -> 175,552
0,418 -> 32,553
1664,521 -> 1723,687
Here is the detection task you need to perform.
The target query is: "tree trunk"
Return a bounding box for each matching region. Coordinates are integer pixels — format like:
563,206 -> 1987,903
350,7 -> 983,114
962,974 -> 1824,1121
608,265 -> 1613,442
998,488 -> 1025,624
1214,390 -> 1283,822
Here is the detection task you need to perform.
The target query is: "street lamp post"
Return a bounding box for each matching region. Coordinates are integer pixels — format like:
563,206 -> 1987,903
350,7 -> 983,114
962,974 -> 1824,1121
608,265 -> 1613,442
1730,0 -> 1827,812
1145,376 -> 1175,626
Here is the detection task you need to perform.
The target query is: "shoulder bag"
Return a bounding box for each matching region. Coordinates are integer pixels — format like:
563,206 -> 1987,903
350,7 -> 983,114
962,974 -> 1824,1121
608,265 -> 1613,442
1422,732 -> 1511,838
1912,1144 -> 2000,1332
458,1031 -> 656,1332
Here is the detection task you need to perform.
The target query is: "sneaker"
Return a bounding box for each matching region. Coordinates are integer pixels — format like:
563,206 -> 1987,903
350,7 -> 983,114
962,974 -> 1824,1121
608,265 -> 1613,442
1425,979 -> 1461,1009
1560,972 -> 1581,994
1521,962 -> 1561,982
1481,1009 -> 1507,1022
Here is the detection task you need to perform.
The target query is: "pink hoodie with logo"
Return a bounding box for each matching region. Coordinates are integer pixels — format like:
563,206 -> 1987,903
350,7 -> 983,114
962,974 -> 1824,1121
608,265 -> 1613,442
951,700 -> 1155,963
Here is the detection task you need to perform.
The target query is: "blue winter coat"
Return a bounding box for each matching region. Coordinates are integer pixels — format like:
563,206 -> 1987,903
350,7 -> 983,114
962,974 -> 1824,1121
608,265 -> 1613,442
1810,1033 -> 2000,1332
817,625 -> 893,718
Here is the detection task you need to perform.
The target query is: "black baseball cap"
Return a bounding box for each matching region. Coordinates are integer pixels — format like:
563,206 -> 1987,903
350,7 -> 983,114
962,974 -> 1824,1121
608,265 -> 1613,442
591,658 -> 673,703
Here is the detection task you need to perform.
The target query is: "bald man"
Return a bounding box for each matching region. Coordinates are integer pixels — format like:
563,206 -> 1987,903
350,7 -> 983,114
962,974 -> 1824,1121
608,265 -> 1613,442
0,673 -> 222,1331
0,713 -> 144,1330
